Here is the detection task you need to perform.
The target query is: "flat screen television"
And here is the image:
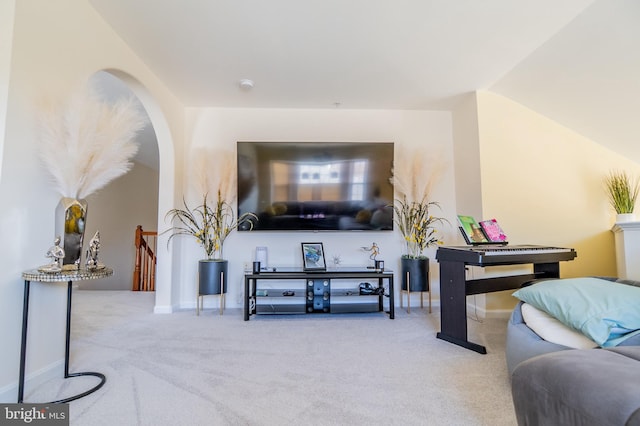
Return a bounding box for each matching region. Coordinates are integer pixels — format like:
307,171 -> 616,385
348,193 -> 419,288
237,141 -> 394,231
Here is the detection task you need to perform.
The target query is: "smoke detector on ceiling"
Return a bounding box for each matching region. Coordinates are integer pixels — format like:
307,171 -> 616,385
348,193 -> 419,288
239,79 -> 254,90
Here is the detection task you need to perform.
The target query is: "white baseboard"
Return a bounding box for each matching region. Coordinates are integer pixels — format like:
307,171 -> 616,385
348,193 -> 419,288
153,305 -> 174,314
0,359 -> 64,403
397,298 -> 441,310
180,298 -> 444,311
168,298 -> 512,317
484,309 -> 514,319
465,302 -> 513,319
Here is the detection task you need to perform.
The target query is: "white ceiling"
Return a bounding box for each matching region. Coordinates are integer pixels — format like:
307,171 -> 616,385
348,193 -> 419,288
88,0 -> 640,163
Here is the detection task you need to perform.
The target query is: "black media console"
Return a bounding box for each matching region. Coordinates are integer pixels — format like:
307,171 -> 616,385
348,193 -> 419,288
243,268 -> 394,320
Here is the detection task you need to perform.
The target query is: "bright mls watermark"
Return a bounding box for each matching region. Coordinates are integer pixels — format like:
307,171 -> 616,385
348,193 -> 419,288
1,404 -> 68,425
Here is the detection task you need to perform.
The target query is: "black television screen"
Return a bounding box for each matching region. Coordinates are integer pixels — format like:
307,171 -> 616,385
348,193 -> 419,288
237,141 -> 394,231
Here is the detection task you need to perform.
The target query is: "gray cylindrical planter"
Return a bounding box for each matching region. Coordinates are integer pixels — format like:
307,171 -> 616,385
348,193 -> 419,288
199,259 -> 228,295
401,257 -> 429,292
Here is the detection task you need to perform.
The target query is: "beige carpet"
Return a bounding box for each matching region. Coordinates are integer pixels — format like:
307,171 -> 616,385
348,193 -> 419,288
23,291 -> 517,426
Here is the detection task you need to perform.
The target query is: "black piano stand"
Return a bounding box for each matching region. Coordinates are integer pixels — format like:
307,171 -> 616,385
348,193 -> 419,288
436,257 -> 567,354
436,332 -> 487,354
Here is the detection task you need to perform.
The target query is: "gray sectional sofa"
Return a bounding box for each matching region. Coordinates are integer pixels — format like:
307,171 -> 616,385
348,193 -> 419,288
511,346 -> 640,425
506,277 -> 640,425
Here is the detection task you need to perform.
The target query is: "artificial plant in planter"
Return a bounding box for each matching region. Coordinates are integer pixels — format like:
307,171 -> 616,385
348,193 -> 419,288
165,190 -> 256,295
605,170 -> 640,222
392,195 -> 446,291
389,149 -> 447,307
164,149 -> 256,313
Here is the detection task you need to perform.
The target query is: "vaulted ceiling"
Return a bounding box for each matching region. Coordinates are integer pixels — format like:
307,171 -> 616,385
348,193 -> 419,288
88,0 -> 640,163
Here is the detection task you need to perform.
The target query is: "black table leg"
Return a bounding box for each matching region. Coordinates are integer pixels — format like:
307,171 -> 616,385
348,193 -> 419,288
64,281 -> 72,377
377,278 -> 384,312
388,276 -> 394,319
18,280 -> 30,403
244,276 -> 250,321
51,281 -> 106,404
18,280 -> 106,404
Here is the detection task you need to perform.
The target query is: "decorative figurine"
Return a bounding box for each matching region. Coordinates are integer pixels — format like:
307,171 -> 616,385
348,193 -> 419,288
332,254 -> 342,267
85,230 -> 104,270
361,242 -> 380,261
38,236 -> 65,273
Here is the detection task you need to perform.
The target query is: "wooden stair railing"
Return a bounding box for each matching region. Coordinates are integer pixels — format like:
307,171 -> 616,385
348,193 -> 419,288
132,225 -> 157,291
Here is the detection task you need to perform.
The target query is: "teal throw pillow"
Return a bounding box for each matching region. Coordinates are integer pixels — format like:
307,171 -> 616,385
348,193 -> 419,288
512,277 -> 640,347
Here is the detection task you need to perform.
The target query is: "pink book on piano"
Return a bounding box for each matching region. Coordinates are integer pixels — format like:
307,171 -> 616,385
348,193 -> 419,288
479,219 -> 508,243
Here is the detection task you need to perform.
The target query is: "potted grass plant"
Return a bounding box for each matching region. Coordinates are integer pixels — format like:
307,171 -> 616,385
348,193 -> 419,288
164,150 -> 257,312
392,196 -> 446,260
605,170 -> 640,222
165,190 -> 244,261
389,149 -> 448,302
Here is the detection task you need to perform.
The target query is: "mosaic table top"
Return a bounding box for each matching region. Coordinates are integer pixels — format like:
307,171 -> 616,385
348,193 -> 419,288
22,267 -> 113,282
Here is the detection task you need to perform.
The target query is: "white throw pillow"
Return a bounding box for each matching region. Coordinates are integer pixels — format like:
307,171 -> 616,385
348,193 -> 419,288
521,303 -> 598,349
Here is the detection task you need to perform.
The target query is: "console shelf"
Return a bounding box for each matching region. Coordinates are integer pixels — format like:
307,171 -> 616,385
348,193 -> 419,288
243,268 -> 394,320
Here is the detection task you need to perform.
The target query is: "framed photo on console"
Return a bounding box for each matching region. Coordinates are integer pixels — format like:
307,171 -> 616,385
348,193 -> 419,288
301,242 -> 326,271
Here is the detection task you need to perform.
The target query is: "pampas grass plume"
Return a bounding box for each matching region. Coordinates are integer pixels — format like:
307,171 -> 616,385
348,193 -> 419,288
391,147 -> 440,203
193,147 -> 237,203
38,81 -> 145,199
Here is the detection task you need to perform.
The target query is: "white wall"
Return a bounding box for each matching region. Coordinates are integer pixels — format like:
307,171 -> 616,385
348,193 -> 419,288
450,93 -> 491,312
177,107 -> 458,309
0,0 -> 183,401
476,91 -> 640,311
83,162 -> 159,290
0,0 -> 15,177
452,92 -> 484,220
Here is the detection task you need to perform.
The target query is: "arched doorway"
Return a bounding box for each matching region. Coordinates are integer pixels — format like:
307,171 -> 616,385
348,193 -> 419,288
85,69 -> 176,313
